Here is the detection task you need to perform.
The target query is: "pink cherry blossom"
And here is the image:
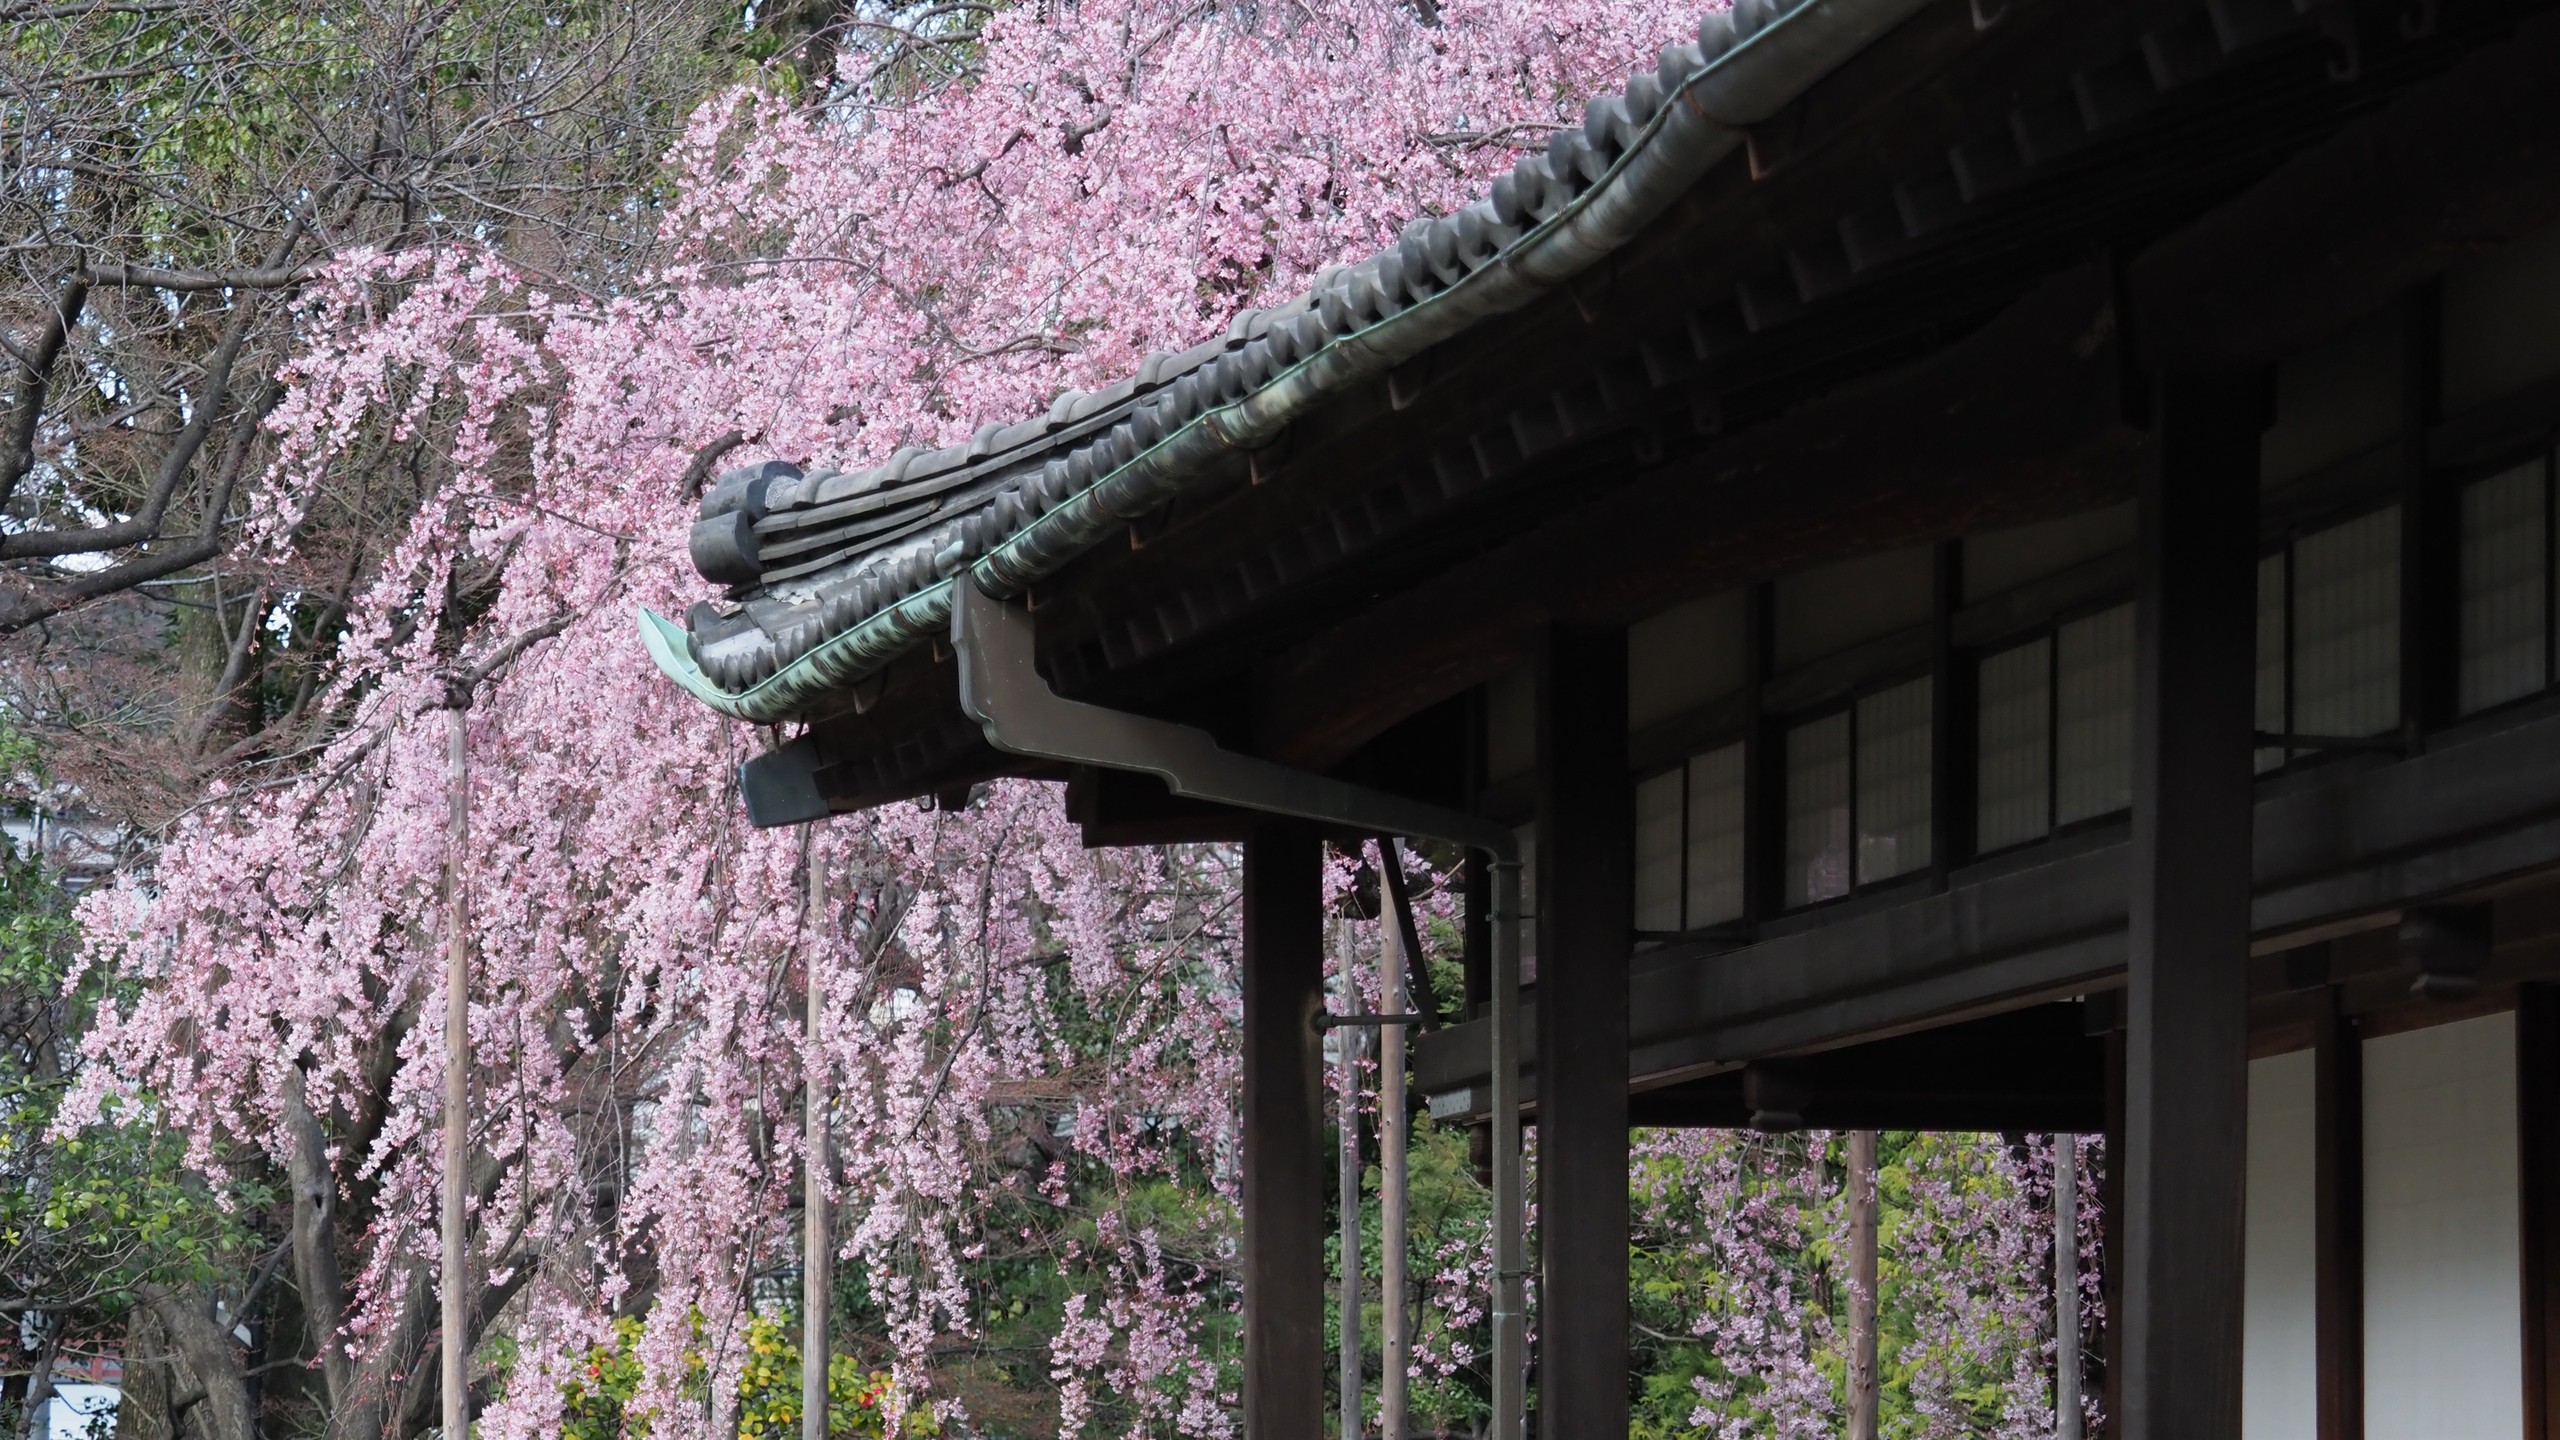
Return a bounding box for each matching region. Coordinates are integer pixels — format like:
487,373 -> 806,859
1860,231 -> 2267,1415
59,1 -> 2088,1433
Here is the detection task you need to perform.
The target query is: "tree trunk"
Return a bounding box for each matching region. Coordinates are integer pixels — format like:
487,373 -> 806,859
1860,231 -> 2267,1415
20,1328 -> 60,1440
328,1266 -> 433,1440
283,1070 -> 355,1410
117,1306 -> 177,1440
172,577 -> 263,757
135,1285 -> 253,1440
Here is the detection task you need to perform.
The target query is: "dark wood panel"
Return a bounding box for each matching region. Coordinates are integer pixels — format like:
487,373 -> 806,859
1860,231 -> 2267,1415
2128,9 -> 2560,372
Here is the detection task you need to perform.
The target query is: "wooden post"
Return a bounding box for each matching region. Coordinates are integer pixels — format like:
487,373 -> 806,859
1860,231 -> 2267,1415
1534,624 -> 1631,1440
1488,856 -> 1526,1440
2120,372 -> 2260,1440
805,833 -> 831,1440
442,703 -> 469,1440
1847,1129 -> 1880,1440
2057,1137 -> 2082,1440
1245,821 -> 1325,1440
1337,916 -> 1363,1440
2310,984 -> 2361,1440
1378,851 -> 1412,1440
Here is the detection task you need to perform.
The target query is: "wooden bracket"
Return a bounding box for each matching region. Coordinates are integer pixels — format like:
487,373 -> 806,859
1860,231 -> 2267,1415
1389,350 -> 1437,411
1745,98 -> 1809,180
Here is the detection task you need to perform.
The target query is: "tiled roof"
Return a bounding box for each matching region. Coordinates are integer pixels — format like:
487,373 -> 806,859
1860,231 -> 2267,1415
643,0 -> 1934,722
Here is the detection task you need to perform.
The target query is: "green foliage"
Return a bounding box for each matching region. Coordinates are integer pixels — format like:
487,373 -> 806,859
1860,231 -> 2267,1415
0,719 -> 261,1330
734,1316 -> 935,1440
560,1318 -> 655,1440
554,1309 -> 937,1439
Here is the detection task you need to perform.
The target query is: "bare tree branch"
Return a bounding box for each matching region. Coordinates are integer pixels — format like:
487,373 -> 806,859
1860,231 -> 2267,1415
81,260 -> 322,292
677,427 -> 747,498
1,277 -> 89,508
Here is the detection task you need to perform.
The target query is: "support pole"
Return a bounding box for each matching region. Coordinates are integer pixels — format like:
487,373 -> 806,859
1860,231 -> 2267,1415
442,704 -> 469,1440
1245,822 -> 1326,1440
1488,856 -> 1525,1440
1534,624 -> 1631,1440
1337,916 -> 1364,1440
804,833 -> 831,1440
1377,849 -> 1412,1440
2121,372 -> 2260,1440
1848,1130 -> 1879,1440
2056,1136 -> 2082,1440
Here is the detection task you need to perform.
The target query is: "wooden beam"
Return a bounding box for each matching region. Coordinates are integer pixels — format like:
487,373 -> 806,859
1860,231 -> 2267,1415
2119,372 -> 2261,1440
1063,767 -> 1255,846
1242,822 -> 1325,1440
1533,624 -> 1631,1440
1418,693 -> 2560,1106
1624,1004 -> 2107,1132
1251,261 -> 2139,772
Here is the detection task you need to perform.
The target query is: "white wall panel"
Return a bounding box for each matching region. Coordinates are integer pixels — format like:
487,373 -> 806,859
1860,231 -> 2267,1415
1960,501 -> 2134,605
2245,1048 -> 2319,1440
1771,544 -> 1933,670
1627,590 -> 1743,732
2444,218 -> 2560,414
2364,1012 -> 2523,1440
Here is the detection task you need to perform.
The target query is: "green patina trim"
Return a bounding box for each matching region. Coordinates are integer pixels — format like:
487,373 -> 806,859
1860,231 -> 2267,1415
639,577 -> 956,722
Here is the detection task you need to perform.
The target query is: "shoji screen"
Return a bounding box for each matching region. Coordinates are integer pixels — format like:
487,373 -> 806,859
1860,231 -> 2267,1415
2244,1049 -> 2318,1440
2364,1013 -> 2523,1440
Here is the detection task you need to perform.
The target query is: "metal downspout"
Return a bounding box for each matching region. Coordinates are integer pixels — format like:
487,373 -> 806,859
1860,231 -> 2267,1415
948,580 -> 1529,1440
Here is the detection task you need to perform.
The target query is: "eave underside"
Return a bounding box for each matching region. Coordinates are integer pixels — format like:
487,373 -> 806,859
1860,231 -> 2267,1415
787,0 -> 2560,818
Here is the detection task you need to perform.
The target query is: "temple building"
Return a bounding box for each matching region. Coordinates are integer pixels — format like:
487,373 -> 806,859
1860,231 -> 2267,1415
645,0 -> 2560,1434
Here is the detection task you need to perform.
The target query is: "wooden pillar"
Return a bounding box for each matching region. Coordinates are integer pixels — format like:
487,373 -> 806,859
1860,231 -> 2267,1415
2120,372 -> 2261,1440
1336,916 -> 1363,1440
2310,983 -> 2363,1440
1378,850 -> 1415,1440
1245,821 -> 1325,1440
1534,624 -> 1630,1440
804,832 -> 832,1440
1465,687 -> 1493,1021
2057,1135 -> 2083,1440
